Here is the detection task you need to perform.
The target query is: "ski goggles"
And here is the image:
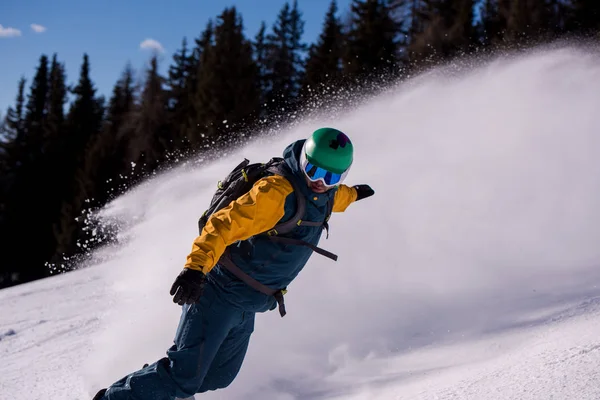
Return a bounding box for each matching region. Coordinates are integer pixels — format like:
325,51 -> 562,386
300,150 -> 350,188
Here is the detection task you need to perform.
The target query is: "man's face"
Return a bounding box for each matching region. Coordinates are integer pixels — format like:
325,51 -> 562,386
306,177 -> 329,193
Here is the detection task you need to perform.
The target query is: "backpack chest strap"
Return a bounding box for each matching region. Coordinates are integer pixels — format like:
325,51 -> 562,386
298,220 -> 323,227
266,236 -> 338,261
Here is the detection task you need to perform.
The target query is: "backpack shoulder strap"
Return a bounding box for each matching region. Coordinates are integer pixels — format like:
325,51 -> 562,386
261,161 -> 338,262
264,162 -> 306,237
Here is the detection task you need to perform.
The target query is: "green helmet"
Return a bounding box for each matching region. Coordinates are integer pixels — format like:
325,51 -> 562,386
302,128 -> 353,174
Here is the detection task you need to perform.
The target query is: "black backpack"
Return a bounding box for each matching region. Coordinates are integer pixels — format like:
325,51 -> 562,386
198,157 -> 297,238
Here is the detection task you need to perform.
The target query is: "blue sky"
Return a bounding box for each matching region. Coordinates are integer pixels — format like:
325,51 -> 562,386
0,0 -> 353,114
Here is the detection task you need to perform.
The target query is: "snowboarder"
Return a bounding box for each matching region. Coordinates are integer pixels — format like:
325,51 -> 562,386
93,128 -> 374,400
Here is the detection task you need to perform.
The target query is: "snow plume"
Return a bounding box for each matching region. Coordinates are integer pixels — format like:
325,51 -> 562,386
84,45 -> 600,399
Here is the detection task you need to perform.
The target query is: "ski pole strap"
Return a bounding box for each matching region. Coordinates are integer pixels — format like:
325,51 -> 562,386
218,253 -> 287,317
267,236 -> 338,261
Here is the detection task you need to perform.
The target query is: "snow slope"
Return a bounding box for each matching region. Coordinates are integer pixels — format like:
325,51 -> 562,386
2,45 -> 600,400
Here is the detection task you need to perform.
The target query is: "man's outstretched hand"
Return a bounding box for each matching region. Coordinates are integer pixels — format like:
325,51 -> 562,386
354,184 -> 374,201
170,268 -> 207,305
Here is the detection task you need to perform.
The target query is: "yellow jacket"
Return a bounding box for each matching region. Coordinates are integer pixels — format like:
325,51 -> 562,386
186,175 -> 357,274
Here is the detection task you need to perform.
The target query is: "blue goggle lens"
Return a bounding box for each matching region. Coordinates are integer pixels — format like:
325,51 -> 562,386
304,162 -> 343,186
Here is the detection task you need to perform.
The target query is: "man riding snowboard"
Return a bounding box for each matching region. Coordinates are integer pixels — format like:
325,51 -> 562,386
94,127 -> 375,399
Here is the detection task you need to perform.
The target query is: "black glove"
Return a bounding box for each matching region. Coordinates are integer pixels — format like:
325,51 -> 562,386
170,268 -> 207,305
354,184 -> 374,201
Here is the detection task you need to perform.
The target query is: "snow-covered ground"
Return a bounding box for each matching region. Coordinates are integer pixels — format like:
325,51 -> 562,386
2,45 -> 600,400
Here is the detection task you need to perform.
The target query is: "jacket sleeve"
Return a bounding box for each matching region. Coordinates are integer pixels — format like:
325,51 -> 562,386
185,175 -> 294,274
332,184 -> 358,212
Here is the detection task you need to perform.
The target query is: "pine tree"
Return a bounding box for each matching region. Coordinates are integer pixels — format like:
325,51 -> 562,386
253,21 -> 269,116
0,78 -> 26,195
343,0 -> 402,83
301,0 -> 345,100
128,55 -> 169,177
491,0 -> 560,45
1,77 -> 26,144
407,0 -> 475,63
83,64 -> 137,210
42,54 -> 69,208
0,78 -> 27,287
1,56 -> 51,284
567,0 -> 600,35
476,0 -> 504,47
64,54 -> 105,173
194,6 -> 260,149
263,1 -> 307,119
53,53 -> 105,266
23,55 -> 50,156
0,77 -> 27,183
35,54 -> 69,277
166,38 -> 194,155
184,21 -> 214,149
44,55 -> 67,147
106,64 -> 137,197
390,0 -> 428,40
289,1 -> 308,90
505,0 -> 528,42
190,21 -> 215,82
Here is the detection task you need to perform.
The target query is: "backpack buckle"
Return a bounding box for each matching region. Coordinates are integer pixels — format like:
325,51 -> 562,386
267,229 -> 278,236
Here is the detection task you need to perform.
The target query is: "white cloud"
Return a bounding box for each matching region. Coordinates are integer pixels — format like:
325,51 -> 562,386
0,25 -> 21,38
30,24 -> 47,33
139,38 -> 164,53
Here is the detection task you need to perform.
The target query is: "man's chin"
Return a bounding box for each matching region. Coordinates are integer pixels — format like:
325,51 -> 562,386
309,183 -> 328,193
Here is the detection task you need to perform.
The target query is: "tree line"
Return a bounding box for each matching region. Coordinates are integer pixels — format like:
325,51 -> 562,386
1,0 -> 599,288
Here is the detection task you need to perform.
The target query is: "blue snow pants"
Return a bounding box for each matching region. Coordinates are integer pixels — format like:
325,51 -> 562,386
103,280 -> 255,400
